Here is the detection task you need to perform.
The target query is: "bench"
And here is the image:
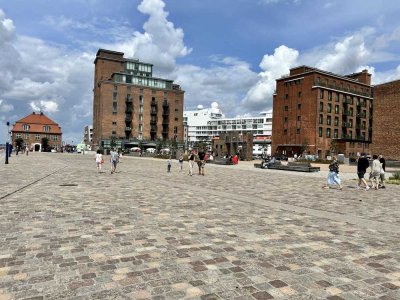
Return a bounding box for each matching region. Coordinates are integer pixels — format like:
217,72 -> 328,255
267,161 -> 320,172
207,159 -> 234,165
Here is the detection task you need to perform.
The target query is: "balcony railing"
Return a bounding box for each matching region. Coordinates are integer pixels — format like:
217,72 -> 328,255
126,97 -> 132,103
313,81 -> 372,98
125,127 -> 132,131
356,112 -> 366,118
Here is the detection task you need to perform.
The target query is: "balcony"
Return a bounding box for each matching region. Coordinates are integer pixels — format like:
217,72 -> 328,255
162,110 -> 169,116
125,127 -> 132,132
150,119 -> 157,125
151,100 -> 157,106
126,97 -> 132,103
342,111 -> 353,116
355,135 -> 366,141
162,100 -> 169,107
313,81 -> 372,98
150,127 -> 157,133
150,108 -> 157,115
356,112 -> 366,118
125,108 -> 133,114
125,114 -> 133,122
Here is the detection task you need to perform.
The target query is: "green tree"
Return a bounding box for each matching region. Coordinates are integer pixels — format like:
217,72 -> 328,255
15,137 -> 24,149
41,137 -> 49,152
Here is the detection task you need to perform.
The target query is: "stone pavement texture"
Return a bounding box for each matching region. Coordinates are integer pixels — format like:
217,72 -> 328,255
0,153 -> 399,300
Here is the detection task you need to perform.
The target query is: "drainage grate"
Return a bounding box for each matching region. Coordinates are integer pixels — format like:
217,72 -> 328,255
59,184 -> 78,187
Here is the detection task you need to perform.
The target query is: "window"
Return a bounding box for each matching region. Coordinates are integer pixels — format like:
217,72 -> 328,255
298,104 -> 301,109
327,116 -> 331,125
297,116 -> 301,121
335,92 -> 339,102
23,124 -> 30,131
113,85 -> 117,91
113,102 -> 117,113
319,115 -> 323,124
328,91 -> 332,101
335,105 -> 339,114
284,117 -> 288,123
174,127 -> 178,134
334,129 -> 338,138
35,134 -> 40,140
284,106 -> 288,111
139,114 -> 143,122
175,118 -> 178,121
24,133 -> 29,139
284,129 -> 287,135
112,130 -> 116,135
319,127 -> 322,137
113,92 -> 117,101
334,117 -> 339,126
139,95 -> 143,105
326,128 -> 331,138
296,128 -> 300,134
327,103 -> 332,113
139,105 -> 143,113
320,89 -> 324,99
139,124 -> 143,132
285,94 -> 288,99
319,102 -> 323,112
175,108 -> 179,112
298,91 -> 302,98
112,122 -> 117,125
16,133 -> 22,139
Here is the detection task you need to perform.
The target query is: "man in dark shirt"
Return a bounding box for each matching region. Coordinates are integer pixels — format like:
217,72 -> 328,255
357,153 -> 370,190
198,151 -> 205,176
379,154 -> 386,188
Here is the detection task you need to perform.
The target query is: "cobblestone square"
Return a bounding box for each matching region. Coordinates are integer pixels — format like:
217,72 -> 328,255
0,153 -> 399,299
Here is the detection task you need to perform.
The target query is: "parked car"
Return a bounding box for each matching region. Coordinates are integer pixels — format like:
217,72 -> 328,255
146,148 -> 156,153
130,147 -> 141,152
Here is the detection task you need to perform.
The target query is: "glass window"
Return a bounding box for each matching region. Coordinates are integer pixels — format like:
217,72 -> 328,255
113,102 -> 117,113
320,89 -> 324,99
327,116 -> 331,125
319,102 -> 323,112
284,106 -> 288,111
334,129 -> 338,138
23,124 -> 30,131
334,117 -> 339,126
327,103 -> 332,113
35,134 -> 40,140
326,128 -> 331,138
335,105 -> 339,114
319,127 -> 322,137
319,114 -> 323,124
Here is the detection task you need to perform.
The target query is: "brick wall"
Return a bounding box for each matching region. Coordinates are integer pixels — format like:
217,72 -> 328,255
371,80 -> 400,160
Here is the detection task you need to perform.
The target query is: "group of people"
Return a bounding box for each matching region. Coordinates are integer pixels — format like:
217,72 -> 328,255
94,148 -> 119,174
324,153 -> 386,190
356,153 -> 386,190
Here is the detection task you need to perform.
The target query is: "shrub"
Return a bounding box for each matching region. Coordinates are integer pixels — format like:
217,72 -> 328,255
389,172 -> 400,180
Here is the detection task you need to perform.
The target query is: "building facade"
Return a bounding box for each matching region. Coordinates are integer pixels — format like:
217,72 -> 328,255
183,102 -> 272,152
92,49 -> 184,150
272,66 -> 373,159
11,112 -> 62,151
83,125 -> 93,146
371,80 -> 400,160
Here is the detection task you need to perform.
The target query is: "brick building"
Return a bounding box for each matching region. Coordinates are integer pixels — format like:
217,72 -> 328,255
371,80 -> 400,160
272,66 -> 373,159
92,49 -> 184,150
11,112 -> 62,152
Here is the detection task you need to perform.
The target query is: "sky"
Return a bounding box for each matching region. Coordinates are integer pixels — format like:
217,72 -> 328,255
1,0 -> 400,144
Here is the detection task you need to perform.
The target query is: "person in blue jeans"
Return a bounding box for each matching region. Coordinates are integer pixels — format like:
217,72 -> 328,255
110,148 -> 119,174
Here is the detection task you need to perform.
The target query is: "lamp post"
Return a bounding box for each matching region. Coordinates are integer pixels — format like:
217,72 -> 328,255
5,121 -> 10,164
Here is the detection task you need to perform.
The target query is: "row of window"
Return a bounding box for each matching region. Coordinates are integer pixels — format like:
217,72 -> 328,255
315,77 -> 371,95
15,133 -> 59,141
22,125 -> 51,132
319,102 -> 368,117
318,127 -> 366,139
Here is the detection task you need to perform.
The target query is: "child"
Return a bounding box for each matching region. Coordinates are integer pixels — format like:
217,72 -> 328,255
167,157 -> 172,172
178,154 -> 184,172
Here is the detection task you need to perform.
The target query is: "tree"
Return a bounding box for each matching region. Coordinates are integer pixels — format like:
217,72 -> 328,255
41,137 -> 49,152
330,139 -> 338,155
15,137 -> 24,149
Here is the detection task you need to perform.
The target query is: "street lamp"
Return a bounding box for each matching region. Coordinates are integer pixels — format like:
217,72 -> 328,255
5,121 -> 10,164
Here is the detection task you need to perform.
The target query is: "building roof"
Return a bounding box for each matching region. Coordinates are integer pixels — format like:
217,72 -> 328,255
12,112 -> 62,134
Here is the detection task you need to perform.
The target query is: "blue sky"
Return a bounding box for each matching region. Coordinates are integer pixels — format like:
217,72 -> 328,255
1,0 -> 400,144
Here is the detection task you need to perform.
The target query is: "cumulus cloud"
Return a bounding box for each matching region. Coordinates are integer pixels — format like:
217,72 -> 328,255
130,0 -> 192,72
29,100 -> 59,113
241,45 -> 299,112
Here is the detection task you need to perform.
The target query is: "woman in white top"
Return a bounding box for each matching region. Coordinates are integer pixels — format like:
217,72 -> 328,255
95,150 -> 103,173
369,154 -> 381,190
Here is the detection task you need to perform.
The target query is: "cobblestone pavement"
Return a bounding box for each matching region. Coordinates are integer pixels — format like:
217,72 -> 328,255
0,153 -> 399,300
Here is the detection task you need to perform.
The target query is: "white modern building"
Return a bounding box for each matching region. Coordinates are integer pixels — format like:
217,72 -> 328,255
83,125 -> 93,146
183,102 -> 272,153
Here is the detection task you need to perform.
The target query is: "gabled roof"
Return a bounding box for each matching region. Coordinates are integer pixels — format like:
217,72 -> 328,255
12,112 -> 62,134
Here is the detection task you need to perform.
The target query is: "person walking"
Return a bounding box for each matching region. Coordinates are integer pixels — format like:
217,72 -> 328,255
95,150 -> 103,173
188,151 -> 195,176
167,157 -> 172,172
110,148 -> 119,174
379,154 -> 386,188
357,152 -> 370,190
369,155 -> 382,190
198,150 -> 206,176
178,154 -> 184,172
25,145 -> 29,156
323,156 -> 343,190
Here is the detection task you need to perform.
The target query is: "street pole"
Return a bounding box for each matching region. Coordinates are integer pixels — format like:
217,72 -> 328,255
5,121 -> 9,164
